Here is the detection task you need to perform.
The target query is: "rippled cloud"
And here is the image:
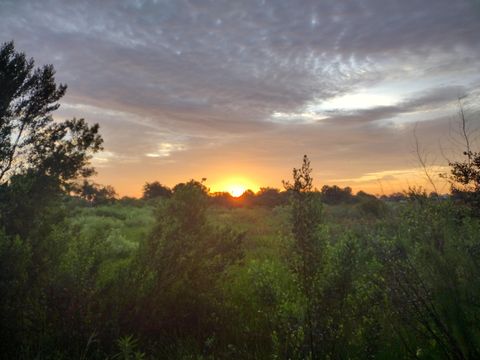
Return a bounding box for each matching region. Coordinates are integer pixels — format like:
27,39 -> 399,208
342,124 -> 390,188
1,0 -> 479,194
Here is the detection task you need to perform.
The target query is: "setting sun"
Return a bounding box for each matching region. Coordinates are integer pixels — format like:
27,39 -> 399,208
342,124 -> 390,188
228,185 -> 246,197
210,176 -> 259,197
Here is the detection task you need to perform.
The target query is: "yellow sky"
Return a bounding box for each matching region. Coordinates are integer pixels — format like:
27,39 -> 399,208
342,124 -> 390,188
94,162 -> 451,198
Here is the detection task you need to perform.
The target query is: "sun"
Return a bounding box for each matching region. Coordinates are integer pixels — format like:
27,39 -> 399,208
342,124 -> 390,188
228,184 -> 246,197
210,176 -> 259,197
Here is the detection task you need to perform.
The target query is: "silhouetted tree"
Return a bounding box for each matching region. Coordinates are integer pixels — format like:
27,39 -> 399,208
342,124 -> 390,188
384,192 -> 407,202
142,181 -> 172,200
0,41 -> 103,235
0,41 -> 102,188
75,180 -> 117,205
320,185 -> 353,205
210,191 -> 235,207
254,187 -> 286,207
356,190 -> 377,201
448,151 -> 480,212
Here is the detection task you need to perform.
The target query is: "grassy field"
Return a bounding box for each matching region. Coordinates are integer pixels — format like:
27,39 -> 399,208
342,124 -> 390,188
2,185 -> 480,359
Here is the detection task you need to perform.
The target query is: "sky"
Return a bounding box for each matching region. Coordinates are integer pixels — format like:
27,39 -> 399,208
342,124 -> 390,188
1,0 -> 480,196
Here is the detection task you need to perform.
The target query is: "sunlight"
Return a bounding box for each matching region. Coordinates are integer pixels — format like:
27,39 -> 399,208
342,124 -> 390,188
315,91 -> 398,111
209,176 -> 259,197
228,184 -> 246,197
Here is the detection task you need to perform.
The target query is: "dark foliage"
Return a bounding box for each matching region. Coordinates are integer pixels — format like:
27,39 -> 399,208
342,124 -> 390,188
134,180 -> 244,354
448,151 -> 480,213
320,184 -> 354,204
142,181 -> 172,200
0,41 -> 102,187
0,41 -> 104,357
74,180 -> 117,205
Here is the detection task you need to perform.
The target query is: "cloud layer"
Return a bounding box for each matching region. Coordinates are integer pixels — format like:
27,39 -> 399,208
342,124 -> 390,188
1,0 -> 479,195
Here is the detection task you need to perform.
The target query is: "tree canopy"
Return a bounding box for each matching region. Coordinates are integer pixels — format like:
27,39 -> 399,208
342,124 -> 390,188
0,41 -> 102,188
142,181 -> 172,200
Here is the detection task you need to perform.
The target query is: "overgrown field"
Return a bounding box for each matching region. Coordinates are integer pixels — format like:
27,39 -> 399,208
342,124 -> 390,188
2,184 -> 480,359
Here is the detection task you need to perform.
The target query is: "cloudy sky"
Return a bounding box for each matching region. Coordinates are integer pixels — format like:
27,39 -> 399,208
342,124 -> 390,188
2,0 -> 480,196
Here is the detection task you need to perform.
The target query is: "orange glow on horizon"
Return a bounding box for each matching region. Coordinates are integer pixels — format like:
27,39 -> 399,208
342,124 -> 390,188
209,176 -> 260,196
94,165 -> 450,198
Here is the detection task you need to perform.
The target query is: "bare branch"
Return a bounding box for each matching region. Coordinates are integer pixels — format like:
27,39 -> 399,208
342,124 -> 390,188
458,98 -> 472,163
413,123 -> 438,194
